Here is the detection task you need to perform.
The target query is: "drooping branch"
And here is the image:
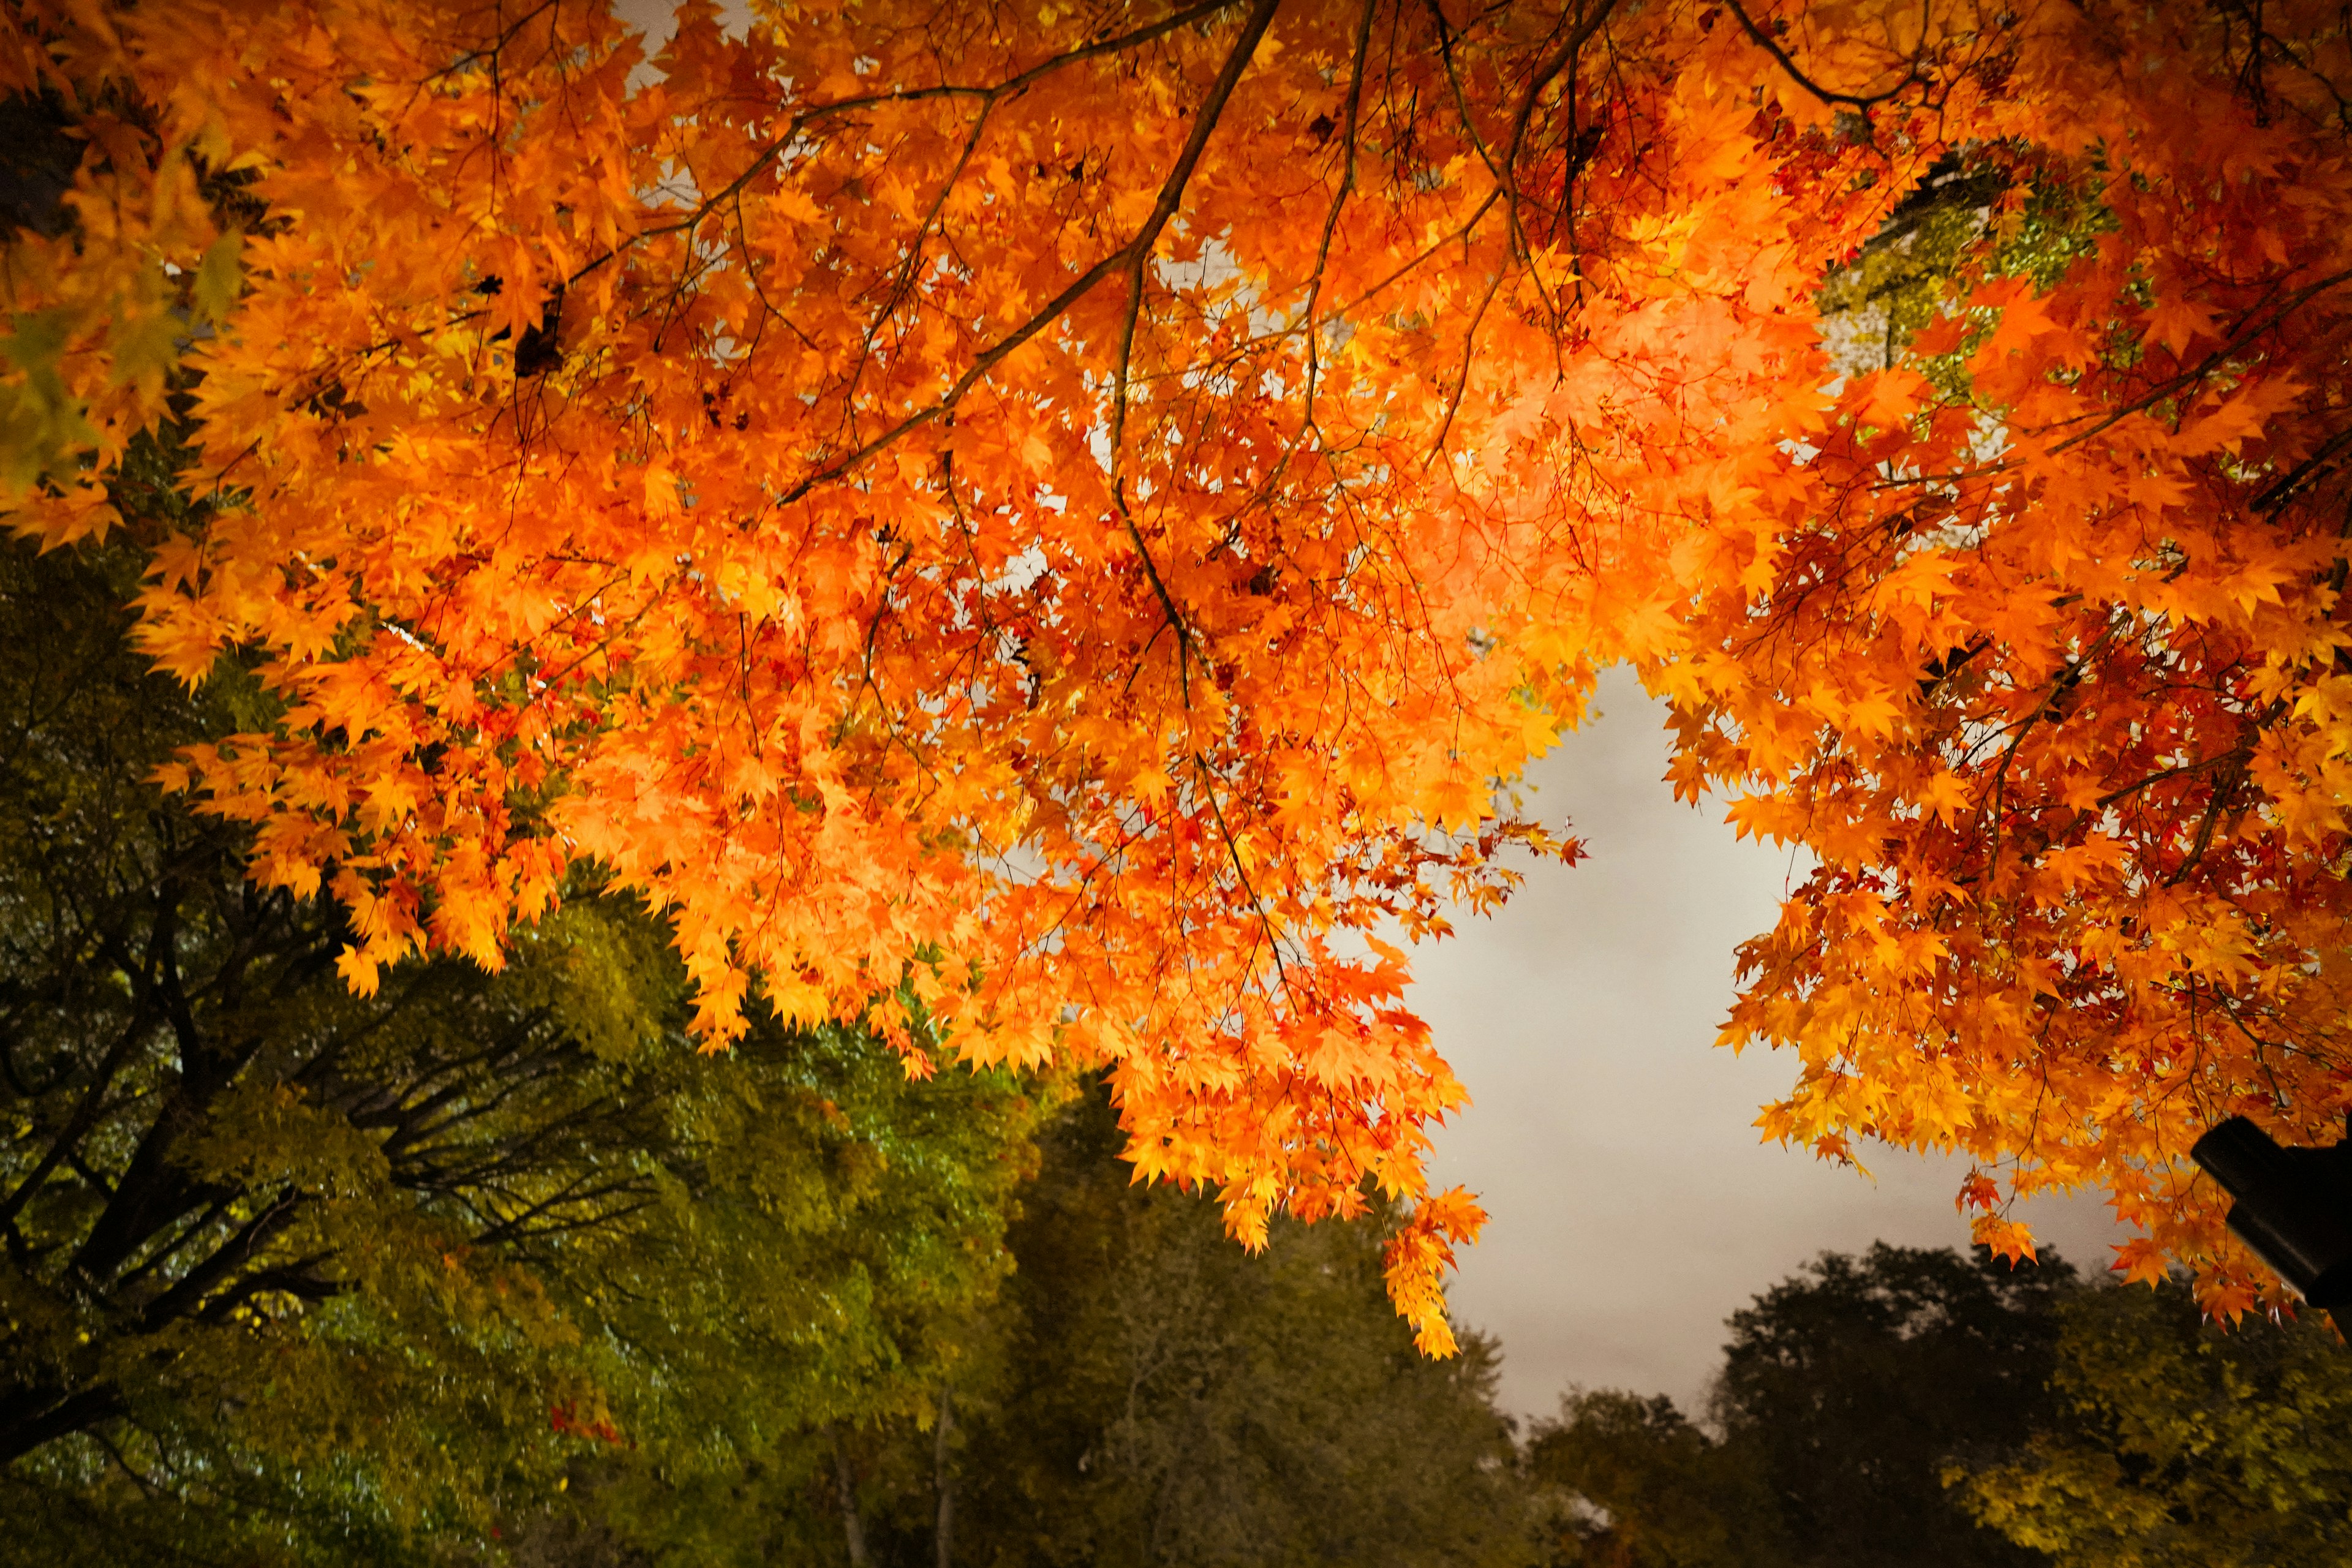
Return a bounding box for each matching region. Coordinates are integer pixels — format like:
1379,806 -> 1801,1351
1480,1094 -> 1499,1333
1721,0 -> 1931,111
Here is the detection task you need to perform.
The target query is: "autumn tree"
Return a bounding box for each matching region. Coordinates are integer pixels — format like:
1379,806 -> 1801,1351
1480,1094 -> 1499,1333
5,0 -> 2350,1322
1662,7 -> 2352,1304
0,0 -> 1959,1343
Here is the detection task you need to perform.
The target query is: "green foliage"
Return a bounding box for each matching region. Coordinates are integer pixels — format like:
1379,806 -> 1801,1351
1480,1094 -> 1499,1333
1956,1280 -> 2352,1568
1713,1243 -> 2075,1568
1818,160 -> 2006,374
1527,1391 -> 1787,1568
927,1090 -> 1539,1568
0,537 -> 1042,1564
0,306 -> 96,492
1817,154 -> 2117,401
503,1009 -> 1043,1568
1530,1244 -> 2076,1568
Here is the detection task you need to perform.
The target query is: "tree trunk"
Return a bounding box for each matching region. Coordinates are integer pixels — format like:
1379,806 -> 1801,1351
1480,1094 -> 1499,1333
0,1383 -> 127,1466
830,1428 -> 871,1567
934,1385 -> 956,1568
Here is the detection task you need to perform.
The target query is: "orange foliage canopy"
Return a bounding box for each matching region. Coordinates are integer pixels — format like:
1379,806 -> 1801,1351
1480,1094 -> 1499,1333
5,0 -> 2349,1338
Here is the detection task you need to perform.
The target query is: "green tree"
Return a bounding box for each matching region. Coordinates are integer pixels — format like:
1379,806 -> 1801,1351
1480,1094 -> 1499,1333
1530,1245 -> 2077,1568
931,1090 -> 1539,1568
0,537 -> 1042,1564
1712,1243 -> 2076,1568
1956,1280 -> 2352,1568
1526,1390 -> 1788,1568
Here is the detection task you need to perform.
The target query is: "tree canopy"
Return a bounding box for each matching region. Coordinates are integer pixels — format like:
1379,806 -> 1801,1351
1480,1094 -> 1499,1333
1956,1276 -> 2352,1568
944,1089 -> 1536,1568
6,0 -> 2351,1329
1528,1248 -> 2352,1568
1530,1243 -> 2076,1568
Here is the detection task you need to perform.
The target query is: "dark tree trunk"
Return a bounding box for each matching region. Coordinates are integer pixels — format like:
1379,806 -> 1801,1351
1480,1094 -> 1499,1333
831,1428 -> 871,1567
934,1385 -> 956,1568
0,1384 -> 126,1466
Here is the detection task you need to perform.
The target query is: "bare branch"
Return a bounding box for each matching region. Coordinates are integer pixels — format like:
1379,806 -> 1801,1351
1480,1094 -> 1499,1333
1721,0 -> 1928,112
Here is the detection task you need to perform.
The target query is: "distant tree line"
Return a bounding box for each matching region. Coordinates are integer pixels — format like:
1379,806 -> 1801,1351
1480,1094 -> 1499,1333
1531,1245 -> 2352,1568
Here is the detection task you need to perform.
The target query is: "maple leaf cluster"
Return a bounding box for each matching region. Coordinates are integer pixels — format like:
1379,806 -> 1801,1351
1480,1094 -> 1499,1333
1660,2 -> 2352,1319
5,0 -> 2349,1339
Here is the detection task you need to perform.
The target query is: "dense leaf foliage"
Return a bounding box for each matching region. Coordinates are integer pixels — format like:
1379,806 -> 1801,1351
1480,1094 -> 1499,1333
0,541 -> 1038,1562
6,0 -> 2351,1325
1957,1281 -> 2352,1568
1533,1251 -> 2352,1568
390,1087 -> 1540,1568
1681,9 -> 2352,1309
1526,1390 -> 1790,1568
1708,1244 -> 2077,1568
941,1091 -> 1536,1568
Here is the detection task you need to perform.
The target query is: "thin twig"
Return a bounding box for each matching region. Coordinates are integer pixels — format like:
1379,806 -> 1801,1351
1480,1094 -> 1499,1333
1104,0 -> 1287,709
1302,0 -> 1380,432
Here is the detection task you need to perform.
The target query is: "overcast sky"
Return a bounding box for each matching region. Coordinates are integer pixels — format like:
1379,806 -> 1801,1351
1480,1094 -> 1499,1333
1414,666 -> 2125,1420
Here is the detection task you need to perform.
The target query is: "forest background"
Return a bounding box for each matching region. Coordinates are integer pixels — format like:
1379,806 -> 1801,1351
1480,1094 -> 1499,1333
7,0 -> 2352,1562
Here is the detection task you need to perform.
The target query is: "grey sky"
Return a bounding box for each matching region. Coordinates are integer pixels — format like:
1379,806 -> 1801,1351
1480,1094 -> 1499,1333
1416,666 -> 2124,1421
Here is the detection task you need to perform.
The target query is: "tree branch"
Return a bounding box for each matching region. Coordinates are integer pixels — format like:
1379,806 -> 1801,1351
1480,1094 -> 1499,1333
1722,0 -> 1928,112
